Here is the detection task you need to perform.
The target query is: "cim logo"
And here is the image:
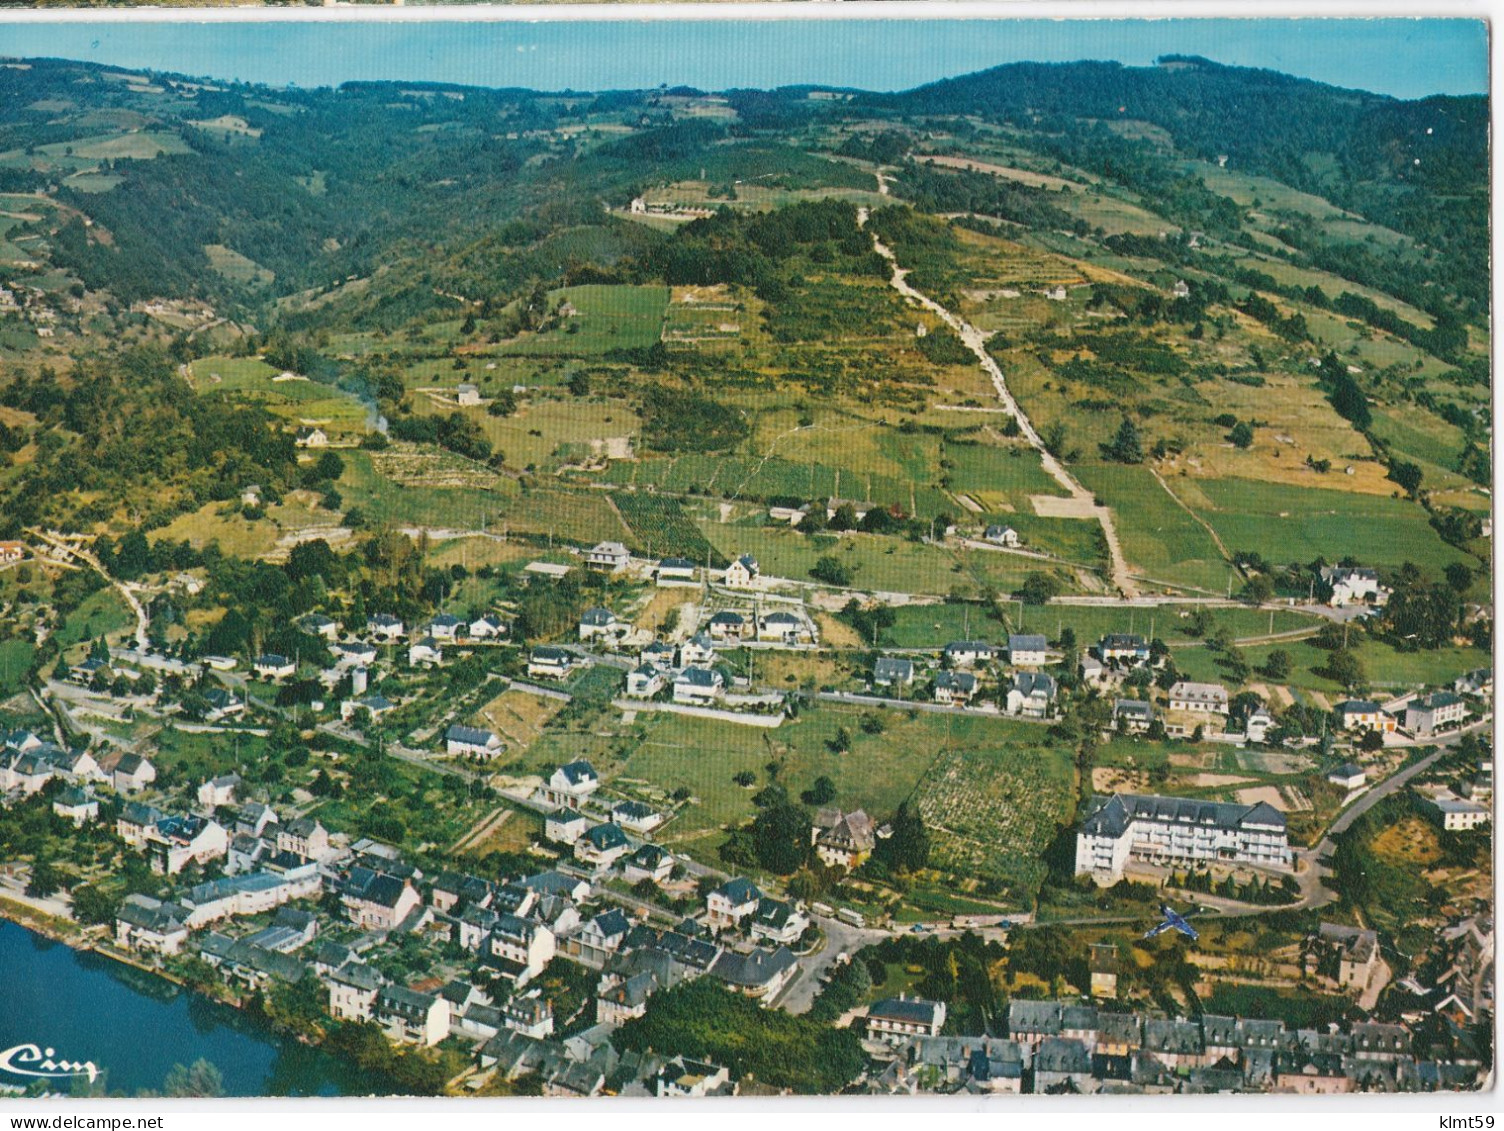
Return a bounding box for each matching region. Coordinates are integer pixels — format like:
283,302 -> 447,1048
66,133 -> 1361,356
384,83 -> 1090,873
0,1044 -> 99,1084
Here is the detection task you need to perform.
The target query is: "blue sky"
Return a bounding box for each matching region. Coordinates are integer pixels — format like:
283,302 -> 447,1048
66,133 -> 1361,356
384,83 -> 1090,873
0,17 -> 1487,100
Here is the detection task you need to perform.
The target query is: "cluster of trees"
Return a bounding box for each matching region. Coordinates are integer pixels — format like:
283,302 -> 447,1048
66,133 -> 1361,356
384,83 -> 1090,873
388,411 -> 494,463
612,979 -> 864,1094
638,385 -> 750,454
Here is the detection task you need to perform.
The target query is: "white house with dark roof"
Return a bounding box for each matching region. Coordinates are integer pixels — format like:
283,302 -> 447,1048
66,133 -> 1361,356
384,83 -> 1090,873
1327,763 -> 1367,790
625,665 -> 666,699
326,962 -> 384,1023
253,653 -> 297,680
578,607 -> 625,643
277,817 -> 330,859
1113,699 -> 1155,734
446,724 -> 503,759
428,613 -> 462,640
585,541 -> 631,572
868,995 -> 948,1041
575,822 -> 632,870
197,773 -> 241,809
873,656 -> 915,689
706,877 -> 762,932
943,641 -> 996,669
812,808 -> 876,869
538,760 -> 599,810
1168,681 -> 1229,714
527,645 -> 574,681
376,986 -> 450,1047
470,613 -> 508,639
610,799 -> 664,834
52,786 -> 99,827
115,894 -> 191,955
543,806 -> 590,845
673,666 -> 725,704
748,897 -> 809,946
368,613 -> 405,640
708,945 -> 798,1001
933,670 -> 978,706
1098,634 -> 1150,664
655,557 -> 698,586
1005,671 -> 1057,719
985,525 -> 1021,547
1333,699 -> 1396,734
623,844 -> 673,886
407,637 -> 443,666
706,610 -> 749,641
723,554 -> 760,589
1404,692 -> 1467,737
757,609 -> 813,645
1321,566 -> 1385,607
1006,635 -> 1048,668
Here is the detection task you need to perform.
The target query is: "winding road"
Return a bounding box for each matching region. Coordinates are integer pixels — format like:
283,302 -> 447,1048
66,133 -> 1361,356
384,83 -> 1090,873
857,210 -> 1137,598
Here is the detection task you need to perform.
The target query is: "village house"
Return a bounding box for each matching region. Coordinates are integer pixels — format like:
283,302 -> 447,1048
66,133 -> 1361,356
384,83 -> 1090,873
654,557 -> 697,586
1168,681 -> 1229,715
335,641 -> 378,665
537,760 -> 599,810
708,945 -> 798,1002
326,962 -> 385,1023
1305,923 -> 1381,989
584,541 -> 631,573
1005,671 -> 1057,719
0,749 -> 53,796
748,897 -> 809,946
706,610 -> 749,641
625,665 -> 666,699
470,613 -> 508,639
113,753 -> 157,794
277,816 -> 330,859
254,653 -> 297,680
984,525 -> 1021,548
578,607 -> 625,643
204,688 -> 245,722
873,656 -> 915,689
181,866 -> 322,929
294,426 -> 328,448
867,995 -> 948,1041
622,843 -> 674,886
574,822 -> 632,871
499,995 -> 555,1041
527,645 -> 575,681
1333,699 -> 1397,735
115,894 -> 192,955
376,986 -> 451,1047
342,693 -> 396,723
197,773 -> 241,809
943,640 -> 996,668
678,634 -> 717,667
1006,633 -> 1048,667
407,636 -> 443,666
428,613 -> 462,640
487,914 -> 556,982
812,808 -> 877,869
1113,699 -> 1155,735
567,909 -> 633,968
341,869 -> 423,930
597,971 -> 659,1026
1404,692 -> 1467,737
706,877 -> 762,933
117,801 -> 167,848
722,554 -> 761,589
298,613 -> 338,640
757,610 -> 811,645
673,667 -> 725,705
446,724 -> 503,759
1426,794 -> 1490,832
456,383 -> 481,406
146,815 -> 230,876
933,670 -> 979,706
368,613 -> 405,640
655,1058 -> 733,1098
1321,566 -> 1386,607
52,786 -> 99,827
610,799 -> 664,835
1327,762 -> 1367,791
1245,707 -> 1275,744
1095,635 -> 1149,668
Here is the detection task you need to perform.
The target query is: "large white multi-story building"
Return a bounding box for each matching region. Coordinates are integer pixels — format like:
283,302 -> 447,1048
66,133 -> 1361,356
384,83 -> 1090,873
1075,793 -> 1292,880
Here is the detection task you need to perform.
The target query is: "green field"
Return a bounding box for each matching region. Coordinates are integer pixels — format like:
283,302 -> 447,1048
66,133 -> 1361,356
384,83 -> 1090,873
0,639 -> 34,695
612,492 -> 725,567
1074,463 -> 1237,593
55,588 -> 133,651
497,284 -> 669,358
1190,478 -> 1477,573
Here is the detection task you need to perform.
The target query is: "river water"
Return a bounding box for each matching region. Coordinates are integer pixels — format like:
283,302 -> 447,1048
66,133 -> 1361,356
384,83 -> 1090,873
0,919 -> 389,1098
